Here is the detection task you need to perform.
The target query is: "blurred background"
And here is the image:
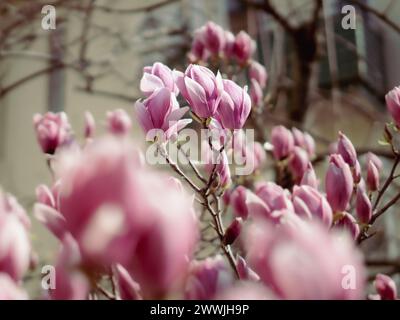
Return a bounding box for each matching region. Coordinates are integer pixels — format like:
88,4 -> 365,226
1,0 -> 400,292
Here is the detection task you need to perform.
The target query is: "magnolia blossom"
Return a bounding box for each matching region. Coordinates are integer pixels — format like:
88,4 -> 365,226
245,219 -> 365,299
373,274 -> 398,300
188,34 -> 208,63
140,62 -> 178,96
325,154 -> 354,212
337,132 -> 357,167
366,160 -> 380,191
216,79 -> 251,129
355,185 -> 372,224
0,273 -> 28,300
223,31 -> 235,58
33,112 -> 72,154
175,64 -> 223,119
288,146 -> 309,183
134,87 -> 191,141
84,111 -> 95,139
197,22 -> 225,56
292,185 -> 333,226
250,79 -> 263,108
386,86 -> 400,127
249,61 -> 268,88
271,126 -> 295,160
300,163 -> 319,189
106,109 -> 132,135
233,31 -> 255,64
53,137 -> 198,297
334,212 -> 360,240
230,186 -> 249,219
0,191 -> 31,281
185,256 -> 232,300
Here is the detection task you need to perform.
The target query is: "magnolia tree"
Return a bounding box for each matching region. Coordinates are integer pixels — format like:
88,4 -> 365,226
1,21 -> 400,300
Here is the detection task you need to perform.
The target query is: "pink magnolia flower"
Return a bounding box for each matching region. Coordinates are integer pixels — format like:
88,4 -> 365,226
300,162 -> 319,189
230,186 -> 249,219
374,274 -> 398,300
366,160 -> 380,191
106,109 -> 132,135
135,87 -> 191,141
236,255 -> 260,281
198,22 -> 225,56
0,190 -> 31,281
292,185 -> 333,226
366,152 -> 383,171
271,125 -> 295,160
249,61 -> 268,88
245,219 -> 365,299
174,64 -> 223,119
0,214 -> 31,281
140,62 -> 178,96
84,111 -> 95,139
49,235 -> 90,300
185,256 -> 232,300
338,132 -> 357,167
0,273 -> 28,300
288,146 -> 309,183
56,137 -> 198,297
217,281 -> 275,300
33,112 -> 72,154
36,184 -> 56,209
325,154 -> 354,212
386,86 -> 400,127
334,212 -> 360,240
189,28 -> 209,62
223,217 -> 243,245
255,182 -> 294,214
233,31 -> 255,64
223,31 -> 235,59
115,264 -> 142,300
216,79 -> 251,129
250,79 -> 263,108
355,185 -> 372,224
303,132 -> 316,158
248,142 -> 267,172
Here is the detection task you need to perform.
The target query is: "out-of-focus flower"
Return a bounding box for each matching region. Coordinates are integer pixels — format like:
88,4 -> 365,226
134,88 -> 191,141
292,185 -> 333,226
255,182 -> 294,214
197,22 -> 225,56
355,185 -> 372,224
34,203 -> 67,240
0,190 -> 31,281
337,132 -> 357,167
106,109 -> 132,135
115,264 -> 142,300
303,132 -> 316,158
249,142 -> 267,172
140,62 -> 178,96
188,34 -> 208,63
223,31 -> 235,59
233,31 -> 255,64
249,61 -> 268,88
174,64 -> 223,119
385,86 -> 400,127
300,162 -> 318,189
84,111 -> 95,139
57,137 -> 198,297
366,160 -> 380,192
230,186 -> 249,219
236,255 -> 260,281
185,256 -> 232,300
36,184 -> 56,209
216,281 -> 275,300
33,112 -> 72,155
366,152 -> 383,171
270,126 -> 294,160
250,79 -> 263,108
325,154 -> 353,212
49,235 -> 90,300
334,212 -> 360,240
0,273 -> 28,300
245,219 -> 365,299
288,146 -> 309,183
216,79 -> 251,129
373,274 -> 398,300
352,160 -> 362,184
223,217 -> 243,245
